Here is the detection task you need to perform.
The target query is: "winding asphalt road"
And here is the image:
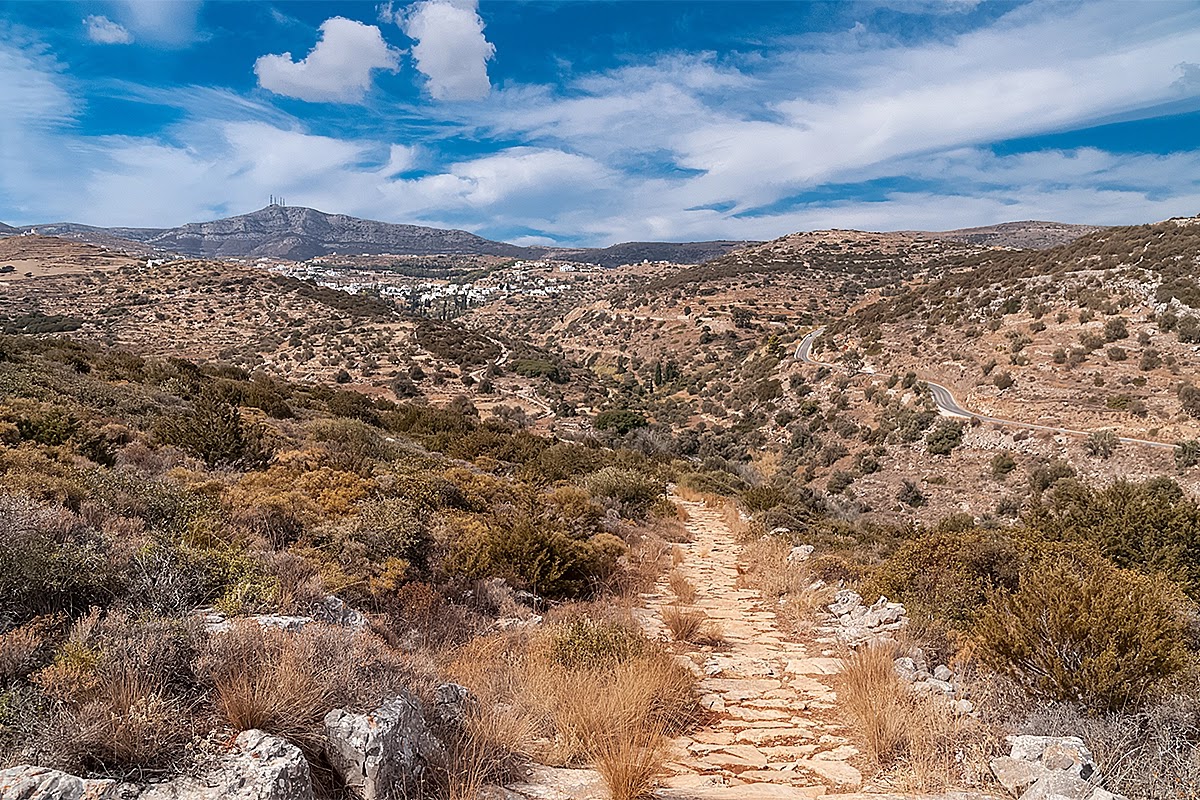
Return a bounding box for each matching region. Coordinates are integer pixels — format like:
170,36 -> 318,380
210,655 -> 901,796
795,329 -> 1174,451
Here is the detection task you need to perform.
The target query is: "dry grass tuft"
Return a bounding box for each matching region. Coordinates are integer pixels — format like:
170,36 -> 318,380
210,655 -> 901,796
667,571 -> 697,605
662,605 -> 704,642
662,606 -> 724,646
737,537 -> 833,635
198,621 -> 412,758
447,616 -> 698,796
592,720 -> 668,800
838,643 -> 988,790
838,642 -> 912,764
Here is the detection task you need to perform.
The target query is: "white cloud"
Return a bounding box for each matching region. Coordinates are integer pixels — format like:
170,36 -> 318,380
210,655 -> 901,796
84,16 -> 133,45
255,17 -> 401,103
399,0 -> 495,101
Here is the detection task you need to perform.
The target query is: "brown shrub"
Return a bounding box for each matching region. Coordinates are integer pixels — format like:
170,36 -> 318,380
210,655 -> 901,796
0,615 -> 61,685
198,621 -> 413,756
27,610 -> 200,774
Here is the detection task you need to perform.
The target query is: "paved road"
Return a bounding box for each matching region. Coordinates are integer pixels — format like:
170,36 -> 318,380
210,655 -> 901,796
795,329 -> 1174,451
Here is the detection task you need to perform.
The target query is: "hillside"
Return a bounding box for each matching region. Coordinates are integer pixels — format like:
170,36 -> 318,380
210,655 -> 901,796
542,239 -> 754,268
0,236 -> 605,429
910,220 -> 1103,249
823,216 -> 1200,444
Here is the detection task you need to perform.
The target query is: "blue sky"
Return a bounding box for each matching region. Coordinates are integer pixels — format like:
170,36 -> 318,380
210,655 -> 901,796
1,0 -> 1198,246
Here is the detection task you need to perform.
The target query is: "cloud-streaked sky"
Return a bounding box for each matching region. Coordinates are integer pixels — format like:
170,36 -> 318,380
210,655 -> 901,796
0,0 -> 1198,246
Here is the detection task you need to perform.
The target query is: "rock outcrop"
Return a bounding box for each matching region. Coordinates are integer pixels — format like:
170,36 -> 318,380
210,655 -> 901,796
0,766 -> 118,800
894,651 -> 974,715
323,693 -> 445,800
827,590 -> 908,645
990,735 -> 1126,800
1,731 -> 313,800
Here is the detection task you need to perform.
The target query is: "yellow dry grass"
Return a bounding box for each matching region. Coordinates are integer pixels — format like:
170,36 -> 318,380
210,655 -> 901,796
737,537 -> 832,635
668,570 -> 697,605
446,619 -> 699,797
837,643 -> 989,790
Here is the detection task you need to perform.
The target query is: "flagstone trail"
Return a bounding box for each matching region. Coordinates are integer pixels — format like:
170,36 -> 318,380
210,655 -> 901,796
502,497 -> 998,800
639,498 -> 863,800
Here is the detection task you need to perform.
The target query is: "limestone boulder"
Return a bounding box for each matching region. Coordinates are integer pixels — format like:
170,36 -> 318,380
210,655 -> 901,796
323,693 -> 445,800
137,730 -> 315,800
0,766 -> 118,800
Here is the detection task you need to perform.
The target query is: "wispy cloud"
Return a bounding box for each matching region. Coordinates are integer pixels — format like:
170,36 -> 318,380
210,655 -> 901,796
83,15 -> 133,45
2,1 -> 1199,245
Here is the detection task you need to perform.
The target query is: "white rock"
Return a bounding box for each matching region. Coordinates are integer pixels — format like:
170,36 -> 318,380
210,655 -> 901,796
0,765 -> 118,800
137,730 -> 315,800
786,545 -> 815,563
323,694 -> 444,800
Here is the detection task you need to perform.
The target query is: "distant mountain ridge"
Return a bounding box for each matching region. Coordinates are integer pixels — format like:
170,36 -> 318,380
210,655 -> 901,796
3,206 -> 755,266
2,206 -> 1101,265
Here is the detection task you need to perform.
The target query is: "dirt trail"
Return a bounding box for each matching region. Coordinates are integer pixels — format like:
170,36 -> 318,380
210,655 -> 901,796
635,498 -> 865,799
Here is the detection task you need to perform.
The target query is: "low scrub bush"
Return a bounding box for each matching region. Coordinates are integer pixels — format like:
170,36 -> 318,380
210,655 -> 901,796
547,617 -> 645,669
975,550 -> 1193,711
198,621 -> 410,757
866,526 -> 1022,630
583,467 -> 666,519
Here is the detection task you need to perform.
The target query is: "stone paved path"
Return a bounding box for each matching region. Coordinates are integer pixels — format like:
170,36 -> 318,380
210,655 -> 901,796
634,498 -> 865,800
501,498 -> 1000,800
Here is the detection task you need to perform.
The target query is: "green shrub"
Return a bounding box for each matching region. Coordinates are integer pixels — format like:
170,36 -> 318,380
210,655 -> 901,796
1029,459 -> 1076,492
511,359 -> 567,383
155,392 -> 272,469
447,516 -> 624,599
976,550 -> 1192,711
866,527 -> 1021,629
897,480 -> 926,508
583,467 -> 665,518
1176,440 -> 1200,471
1085,430 -> 1119,459
741,485 -> 788,512
1025,477 -> 1200,597
0,497 -> 123,624
925,420 -> 964,456
827,471 -> 855,495
594,410 -> 648,435
547,617 -> 644,669
991,451 -> 1016,478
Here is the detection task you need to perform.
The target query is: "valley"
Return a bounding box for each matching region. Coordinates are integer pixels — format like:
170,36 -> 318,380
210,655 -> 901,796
2,206 -> 1199,800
